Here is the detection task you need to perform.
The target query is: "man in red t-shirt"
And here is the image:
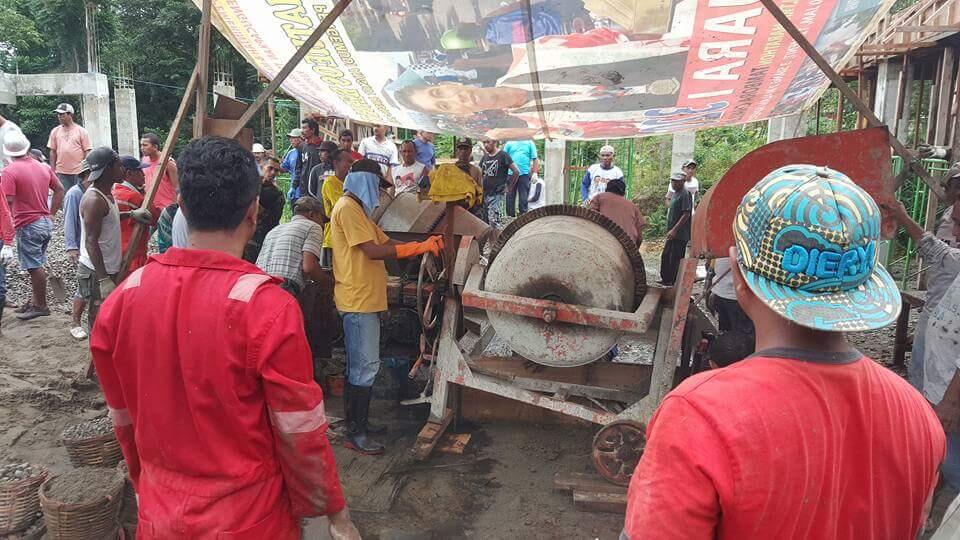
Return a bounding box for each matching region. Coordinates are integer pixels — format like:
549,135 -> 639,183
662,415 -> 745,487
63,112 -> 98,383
623,165 -> 945,539
140,132 -> 178,212
112,155 -> 157,273
1,131 -> 64,320
91,136 -> 358,539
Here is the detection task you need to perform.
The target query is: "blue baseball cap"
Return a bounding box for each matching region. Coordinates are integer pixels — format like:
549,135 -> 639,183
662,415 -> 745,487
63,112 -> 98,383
119,155 -> 148,170
733,164 -> 900,332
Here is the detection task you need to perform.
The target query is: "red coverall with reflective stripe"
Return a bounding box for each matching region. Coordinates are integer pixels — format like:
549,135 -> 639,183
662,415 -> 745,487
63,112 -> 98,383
91,248 -> 345,539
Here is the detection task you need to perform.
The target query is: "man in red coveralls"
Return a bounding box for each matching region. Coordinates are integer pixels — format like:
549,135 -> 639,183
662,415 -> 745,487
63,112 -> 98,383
112,155 -> 156,273
91,136 -> 359,539
622,165 -> 945,539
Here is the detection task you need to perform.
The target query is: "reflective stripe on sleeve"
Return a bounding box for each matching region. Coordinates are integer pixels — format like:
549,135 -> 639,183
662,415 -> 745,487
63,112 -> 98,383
109,406 -> 133,427
123,267 -> 145,290
228,274 -> 272,302
269,402 -> 327,434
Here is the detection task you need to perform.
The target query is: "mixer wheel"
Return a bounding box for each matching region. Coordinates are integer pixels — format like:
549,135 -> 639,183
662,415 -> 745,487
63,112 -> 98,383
591,420 -> 646,486
484,205 -> 647,308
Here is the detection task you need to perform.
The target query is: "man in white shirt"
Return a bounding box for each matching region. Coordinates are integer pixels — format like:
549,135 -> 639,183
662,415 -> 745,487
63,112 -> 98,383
357,125 -> 399,180
0,114 -> 21,172
665,158 -> 699,207
391,141 -> 427,195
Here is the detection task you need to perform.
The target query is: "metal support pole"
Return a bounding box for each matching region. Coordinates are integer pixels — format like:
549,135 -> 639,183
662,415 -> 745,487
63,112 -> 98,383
758,0 -> 945,201
228,0 -> 353,139
194,0 -> 212,139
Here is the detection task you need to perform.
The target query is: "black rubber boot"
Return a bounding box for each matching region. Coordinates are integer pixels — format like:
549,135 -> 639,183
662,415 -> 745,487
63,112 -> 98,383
344,384 -> 385,455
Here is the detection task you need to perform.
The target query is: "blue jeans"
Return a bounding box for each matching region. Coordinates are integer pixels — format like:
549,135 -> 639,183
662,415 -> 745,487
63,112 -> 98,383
342,312 -> 381,388
945,430 -> 960,491
15,217 -> 52,270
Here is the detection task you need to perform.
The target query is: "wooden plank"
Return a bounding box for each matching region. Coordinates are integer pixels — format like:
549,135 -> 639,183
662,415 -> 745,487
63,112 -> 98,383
554,472 -> 628,495
435,433 -> 471,455
895,25 -> 960,32
572,490 -> 628,514
229,0 -> 353,138
860,42 -> 937,52
121,67 -> 199,275
413,408 -> 452,460
194,0 -> 212,138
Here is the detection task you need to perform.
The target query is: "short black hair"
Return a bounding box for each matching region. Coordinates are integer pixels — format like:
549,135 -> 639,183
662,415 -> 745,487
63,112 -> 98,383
178,136 -> 260,232
301,117 -> 319,133
339,129 -> 354,140
707,330 -> 755,368
320,141 -> 339,153
606,178 -> 626,196
142,133 -> 161,148
264,156 -> 280,166
456,141 -> 471,150
350,158 -> 382,176
401,139 -> 416,149
332,149 -> 352,164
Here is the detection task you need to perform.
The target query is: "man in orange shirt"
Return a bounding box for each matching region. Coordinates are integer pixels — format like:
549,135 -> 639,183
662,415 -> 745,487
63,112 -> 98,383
47,103 -> 92,190
112,155 -> 157,272
140,133 -> 178,212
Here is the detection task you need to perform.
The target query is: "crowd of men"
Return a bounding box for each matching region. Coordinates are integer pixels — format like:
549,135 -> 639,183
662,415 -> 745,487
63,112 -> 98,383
4,104 -> 960,537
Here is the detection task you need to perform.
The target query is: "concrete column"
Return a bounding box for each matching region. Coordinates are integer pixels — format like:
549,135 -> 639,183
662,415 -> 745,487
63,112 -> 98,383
212,81 -> 235,108
544,138 -> 567,205
766,113 -> 804,143
0,74 -> 15,105
113,86 -> 139,156
873,59 -> 902,126
670,132 -> 695,173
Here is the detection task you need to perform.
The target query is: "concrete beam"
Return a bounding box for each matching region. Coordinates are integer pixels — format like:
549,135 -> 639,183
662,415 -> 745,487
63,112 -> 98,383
0,74 -> 16,105
14,73 -> 108,97
767,113 -> 804,143
114,86 -> 139,156
670,132 -> 695,173
544,138 -> 566,205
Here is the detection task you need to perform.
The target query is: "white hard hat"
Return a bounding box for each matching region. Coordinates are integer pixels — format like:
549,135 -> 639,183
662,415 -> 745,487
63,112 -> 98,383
252,143 -> 266,153
599,145 -> 615,155
2,131 -> 30,158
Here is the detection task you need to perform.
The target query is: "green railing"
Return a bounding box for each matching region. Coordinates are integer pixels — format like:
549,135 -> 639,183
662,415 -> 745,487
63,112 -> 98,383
566,139 -> 636,204
889,157 -> 952,287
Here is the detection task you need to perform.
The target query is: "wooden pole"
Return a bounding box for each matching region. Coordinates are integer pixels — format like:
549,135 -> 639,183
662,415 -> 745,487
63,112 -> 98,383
228,0 -> 353,138
194,0 -> 212,139
120,67 -> 199,274
758,0 -> 945,200
815,98 -> 821,135
835,88 -> 845,132
269,95 -> 277,158
893,54 -> 910,138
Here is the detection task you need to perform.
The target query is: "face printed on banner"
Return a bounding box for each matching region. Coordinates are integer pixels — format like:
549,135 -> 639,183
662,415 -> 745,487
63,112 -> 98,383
406,83 -> 528,115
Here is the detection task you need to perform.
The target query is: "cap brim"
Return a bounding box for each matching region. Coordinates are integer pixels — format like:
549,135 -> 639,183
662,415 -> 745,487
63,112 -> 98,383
738,261 -> 901,332
88,168 -> 106,182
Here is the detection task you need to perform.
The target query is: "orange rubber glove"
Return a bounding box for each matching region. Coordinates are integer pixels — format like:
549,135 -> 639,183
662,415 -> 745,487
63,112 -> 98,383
395,236 -> 444,258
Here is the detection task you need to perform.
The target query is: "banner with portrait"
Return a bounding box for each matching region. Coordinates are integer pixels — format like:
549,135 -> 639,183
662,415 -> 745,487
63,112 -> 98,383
201,0 -> 893,139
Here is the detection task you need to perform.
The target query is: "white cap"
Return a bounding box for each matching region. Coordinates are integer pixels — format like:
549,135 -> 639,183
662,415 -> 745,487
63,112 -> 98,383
252,143 -> 266,153
54,103 -> 75,114
599,145 -> 615,155
3,131 -> 30,158
287,128 -> 303,138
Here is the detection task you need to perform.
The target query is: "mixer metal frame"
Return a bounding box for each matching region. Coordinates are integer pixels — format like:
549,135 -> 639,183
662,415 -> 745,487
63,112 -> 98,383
414,235 -> 699,465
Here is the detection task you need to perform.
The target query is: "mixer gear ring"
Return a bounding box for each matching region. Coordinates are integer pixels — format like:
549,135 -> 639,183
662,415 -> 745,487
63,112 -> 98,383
591,420 -> 647,486
484,205 -> 647,308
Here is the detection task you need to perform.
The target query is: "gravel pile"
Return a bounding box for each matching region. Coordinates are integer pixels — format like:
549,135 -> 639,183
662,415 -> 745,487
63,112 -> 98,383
42,468 -> 119,504
0,463 -> 43,483
61,417 -> 112,441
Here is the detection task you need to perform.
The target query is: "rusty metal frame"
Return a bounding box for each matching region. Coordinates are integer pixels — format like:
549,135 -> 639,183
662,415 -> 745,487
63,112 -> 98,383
421,240 -> 696,452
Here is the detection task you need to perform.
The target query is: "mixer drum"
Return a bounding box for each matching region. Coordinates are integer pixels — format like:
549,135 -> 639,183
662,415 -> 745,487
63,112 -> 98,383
483,206 -> 645,367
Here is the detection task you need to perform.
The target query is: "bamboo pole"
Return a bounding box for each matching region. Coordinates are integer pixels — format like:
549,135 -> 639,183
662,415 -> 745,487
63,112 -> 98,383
194,0 -> 212,139
758,0 -> 945,201
120,67 -> 199,274
228,0 -> 353,139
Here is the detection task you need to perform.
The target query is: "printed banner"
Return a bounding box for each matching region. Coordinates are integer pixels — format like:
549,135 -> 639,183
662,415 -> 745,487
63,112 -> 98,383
201,0 -> 892,140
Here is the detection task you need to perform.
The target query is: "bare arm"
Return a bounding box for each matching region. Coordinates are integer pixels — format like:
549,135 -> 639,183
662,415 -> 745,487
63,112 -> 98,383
302,251 -> 325,282
48,172 -> 65,216
667,213 -> 690,239
80,193 -> 109,279
357,240 -> 398,260
166,160 -> 179,194
49,148 -> 58,172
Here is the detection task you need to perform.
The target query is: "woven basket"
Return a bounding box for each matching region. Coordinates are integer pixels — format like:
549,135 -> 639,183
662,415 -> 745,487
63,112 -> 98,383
115,462 -> 137,532
62,431 -> 123,469
0,466 -> 48,535
39,470 -> 123,540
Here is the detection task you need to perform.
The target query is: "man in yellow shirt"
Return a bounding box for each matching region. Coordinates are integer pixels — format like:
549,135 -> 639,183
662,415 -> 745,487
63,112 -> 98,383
321,149 -> 355,262
330,159 -> 442,454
